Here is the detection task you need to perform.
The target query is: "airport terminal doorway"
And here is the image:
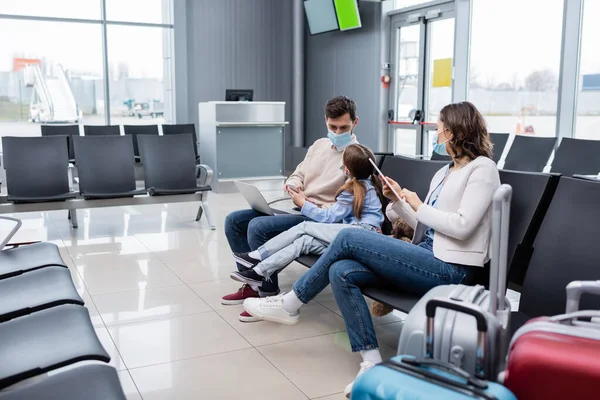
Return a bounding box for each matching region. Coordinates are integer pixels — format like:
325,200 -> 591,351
388,1 -> 455,157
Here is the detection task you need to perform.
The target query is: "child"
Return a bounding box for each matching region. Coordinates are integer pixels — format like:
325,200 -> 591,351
230,144 -> 384,286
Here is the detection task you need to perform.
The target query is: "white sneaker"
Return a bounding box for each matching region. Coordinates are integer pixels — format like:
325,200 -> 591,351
344,361 -> 377,398
243,293 -> 299,325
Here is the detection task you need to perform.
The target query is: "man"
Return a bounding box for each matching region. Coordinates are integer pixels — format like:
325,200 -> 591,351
222,95 -> 360,322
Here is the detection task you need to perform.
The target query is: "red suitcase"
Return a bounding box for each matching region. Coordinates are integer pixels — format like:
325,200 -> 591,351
503,281 -> 600,400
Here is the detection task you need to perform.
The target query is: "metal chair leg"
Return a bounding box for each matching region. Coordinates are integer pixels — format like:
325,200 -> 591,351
195,204 -> 203,222
70,209 -> 78,229
200,193 -> 215,230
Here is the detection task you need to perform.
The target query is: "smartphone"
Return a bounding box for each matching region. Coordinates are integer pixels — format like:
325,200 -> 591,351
287,183 -> 297,192
368,158 -> 403,201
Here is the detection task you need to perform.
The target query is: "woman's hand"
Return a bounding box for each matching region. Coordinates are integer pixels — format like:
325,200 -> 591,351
288,187 -> 308,208
379,175 -> 402,202
400,188 -> 423,212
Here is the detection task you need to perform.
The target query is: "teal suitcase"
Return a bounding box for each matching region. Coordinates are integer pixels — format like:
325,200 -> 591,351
351,355 -> 516,400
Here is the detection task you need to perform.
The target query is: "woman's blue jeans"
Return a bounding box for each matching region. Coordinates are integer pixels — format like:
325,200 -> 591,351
292,228 -> 475,352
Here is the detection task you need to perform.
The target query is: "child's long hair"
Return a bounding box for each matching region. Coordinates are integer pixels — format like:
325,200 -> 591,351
336,144 -> 383,219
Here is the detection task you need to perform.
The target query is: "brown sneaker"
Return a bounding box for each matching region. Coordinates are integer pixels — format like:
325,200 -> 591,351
221,284 -> 259,305
239,310 -> 262,322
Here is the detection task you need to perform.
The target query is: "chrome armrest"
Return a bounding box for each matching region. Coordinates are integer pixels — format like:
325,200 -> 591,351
0,216 -> 22,250
196,164 -> 214,186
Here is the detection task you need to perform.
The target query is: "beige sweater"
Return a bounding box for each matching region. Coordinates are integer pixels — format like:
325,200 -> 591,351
286,138 -> 353,207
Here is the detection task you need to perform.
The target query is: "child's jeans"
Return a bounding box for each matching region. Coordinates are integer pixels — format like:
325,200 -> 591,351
255,221 -> 380,279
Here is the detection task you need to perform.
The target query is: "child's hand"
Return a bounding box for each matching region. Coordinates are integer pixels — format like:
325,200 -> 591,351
288,187 -> 307,208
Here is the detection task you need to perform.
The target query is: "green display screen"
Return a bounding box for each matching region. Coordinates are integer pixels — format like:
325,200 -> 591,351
334,0 -> 361,31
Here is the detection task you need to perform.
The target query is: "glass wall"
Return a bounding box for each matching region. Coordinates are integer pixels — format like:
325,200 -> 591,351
0,0 -> 173,144
469,0 -> 564,137
576,0 -> 600,140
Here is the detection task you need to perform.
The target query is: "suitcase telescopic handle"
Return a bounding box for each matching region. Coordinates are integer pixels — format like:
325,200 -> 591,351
565,281 -> 600,313
489,184 -> 512,315
425,298 -> 488,378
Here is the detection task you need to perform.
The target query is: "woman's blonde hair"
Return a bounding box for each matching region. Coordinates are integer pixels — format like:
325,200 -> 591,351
336,144 -> 382,219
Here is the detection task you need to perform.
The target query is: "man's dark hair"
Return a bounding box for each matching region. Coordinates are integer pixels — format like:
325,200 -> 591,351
325,96 -> 357,121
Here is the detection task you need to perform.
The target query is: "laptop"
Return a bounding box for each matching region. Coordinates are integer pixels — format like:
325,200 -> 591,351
234,181 -> 299,216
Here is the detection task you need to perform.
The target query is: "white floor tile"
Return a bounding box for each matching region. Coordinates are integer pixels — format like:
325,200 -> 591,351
108,312 -> 251,369
93,285 -> 212,326
130,348 -> 307,400
118,370 -> 142,400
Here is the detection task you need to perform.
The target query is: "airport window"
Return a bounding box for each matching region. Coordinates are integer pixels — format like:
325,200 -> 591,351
0,0 -> 174,146
0,20 -> 103,143
393,0 -> 434,10
107,26 -> 169,125
106,0 -> 170,24
0,0 -> 101,20
575,0 -> 600,140
468,0 -> 564,137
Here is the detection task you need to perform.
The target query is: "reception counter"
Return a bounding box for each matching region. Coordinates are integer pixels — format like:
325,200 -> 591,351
198,101 -> 288,192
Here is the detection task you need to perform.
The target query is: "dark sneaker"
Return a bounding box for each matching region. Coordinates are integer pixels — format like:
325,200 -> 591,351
233,252 -> 260,269
230,268 -> 264,285
221,284 -> 259,305
239,310 -> 262,322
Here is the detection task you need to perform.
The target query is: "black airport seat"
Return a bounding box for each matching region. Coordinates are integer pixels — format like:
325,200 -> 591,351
83,125 -> 120,136
123,124 -> 159,159
40,125 -> 80,162
0,267 -> 83,323
162,123 -> 199,160
503,135 -> 557,172
551,137 -> 600,176
381,155 -> 447,199
0,242 -> 68,280
0,305 -> 110,390
138,134 -> 211,196
489,132 -> 510,163
72,135 -> 146,199
1,136 -> 77,203
515,177 -> 600,333
0,364 -> 126,400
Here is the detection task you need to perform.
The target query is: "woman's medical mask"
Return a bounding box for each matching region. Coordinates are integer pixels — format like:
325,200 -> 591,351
432,129 -> 450,156
327,130 -> 353,150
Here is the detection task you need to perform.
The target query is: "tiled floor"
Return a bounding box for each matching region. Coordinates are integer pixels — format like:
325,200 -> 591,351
6,190 -> 404,399
6,189 -> 521,399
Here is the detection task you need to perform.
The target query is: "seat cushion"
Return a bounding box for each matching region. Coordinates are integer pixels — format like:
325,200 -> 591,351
7,192 -> 77,203
0,267 -> 84,323
0,242 -> 68,280
81,189 -> 147,200
0,305 -> 110,389
0,364 -> 126,400
147,186 -> 211,196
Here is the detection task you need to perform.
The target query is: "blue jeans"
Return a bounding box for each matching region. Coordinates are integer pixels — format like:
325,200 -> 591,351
292,228 -> 475,352
224,209 -> 310,296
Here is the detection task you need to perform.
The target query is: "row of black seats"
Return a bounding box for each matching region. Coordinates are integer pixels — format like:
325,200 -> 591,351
0,218 -> 126,399
40,123 -> 199,161
296,155 -> 600,335
432,133 -> 600,176
0,134 -> 213,227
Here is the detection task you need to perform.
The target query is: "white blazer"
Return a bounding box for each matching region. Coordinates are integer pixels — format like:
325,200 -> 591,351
386,156 -> 501,267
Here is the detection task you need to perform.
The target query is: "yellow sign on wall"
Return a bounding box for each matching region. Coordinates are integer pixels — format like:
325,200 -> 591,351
432,58 -> 452,88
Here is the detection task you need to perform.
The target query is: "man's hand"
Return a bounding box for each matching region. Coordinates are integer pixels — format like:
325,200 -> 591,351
287,187 -> 308,208
379,175 -> 402,202
400,188 -> 423,212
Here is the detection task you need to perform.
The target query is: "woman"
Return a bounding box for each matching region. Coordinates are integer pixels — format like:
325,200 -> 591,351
243,101 -> 501,397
